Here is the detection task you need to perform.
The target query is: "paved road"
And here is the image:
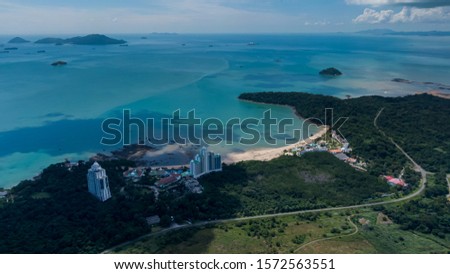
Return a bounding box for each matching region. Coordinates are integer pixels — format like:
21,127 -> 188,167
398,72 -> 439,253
374,108 -> 428,182
103,108 -> 428,254
103,182 -> 426,254
447,175 -> 450,200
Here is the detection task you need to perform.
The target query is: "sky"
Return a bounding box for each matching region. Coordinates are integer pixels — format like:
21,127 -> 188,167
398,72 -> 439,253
0,0 -> 450,34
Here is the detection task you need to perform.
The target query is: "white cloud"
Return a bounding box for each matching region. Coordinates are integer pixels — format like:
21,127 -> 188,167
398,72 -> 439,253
353,6 -> 450,23
392,6 -> 450,21
346,0 -> 450,8
353,8 -> 395,23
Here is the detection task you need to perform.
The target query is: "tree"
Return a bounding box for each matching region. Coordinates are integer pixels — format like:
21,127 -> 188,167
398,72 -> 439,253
159,215 -> 172,228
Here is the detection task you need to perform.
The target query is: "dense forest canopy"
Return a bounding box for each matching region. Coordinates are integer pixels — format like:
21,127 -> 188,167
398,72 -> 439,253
0,161 -> 152,254
0,153 -> 389,253
239,92 -> 450,241
239,92 -> 450,174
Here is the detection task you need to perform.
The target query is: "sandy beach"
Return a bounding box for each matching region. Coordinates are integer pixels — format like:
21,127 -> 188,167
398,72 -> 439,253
224,125 -> 329,163
93,125 -> 329,167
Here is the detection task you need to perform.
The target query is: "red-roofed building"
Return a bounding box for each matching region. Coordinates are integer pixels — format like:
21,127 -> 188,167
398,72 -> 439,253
155,174 -> 181,189
384,176 -> 407,187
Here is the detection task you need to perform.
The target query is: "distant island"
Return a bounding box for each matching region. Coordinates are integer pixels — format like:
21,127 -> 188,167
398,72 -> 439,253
34,34 -> 126,45
319,67 -> 342,76
389,31 -> 450,37
356,29 -> 396,35
357,29 -> 450,37
35,38 -> 66,44
51,61 -> 67,66
8,37 -> 30,44
65,34 -> 126,45
150,32 -> 178,36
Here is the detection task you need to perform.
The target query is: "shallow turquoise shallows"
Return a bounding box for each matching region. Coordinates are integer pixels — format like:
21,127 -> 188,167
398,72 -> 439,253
1,33 -> 449,187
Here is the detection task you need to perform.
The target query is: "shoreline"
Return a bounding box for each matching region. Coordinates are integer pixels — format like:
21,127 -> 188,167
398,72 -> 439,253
226,98 -> 329,163
223,125 -> 329,163
238,98 -> 307,122
8,90 -> 446,189
2,99 -> 327,190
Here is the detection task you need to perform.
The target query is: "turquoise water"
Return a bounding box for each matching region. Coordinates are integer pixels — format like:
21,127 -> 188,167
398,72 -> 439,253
1,34 -> 450,188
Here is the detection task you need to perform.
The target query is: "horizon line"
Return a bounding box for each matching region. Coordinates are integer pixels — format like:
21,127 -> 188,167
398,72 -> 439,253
2,29 -> 450,37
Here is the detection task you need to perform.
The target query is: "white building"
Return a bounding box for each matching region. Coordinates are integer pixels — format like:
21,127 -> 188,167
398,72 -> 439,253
87,162 -> 112,202
190,147 -> 222,178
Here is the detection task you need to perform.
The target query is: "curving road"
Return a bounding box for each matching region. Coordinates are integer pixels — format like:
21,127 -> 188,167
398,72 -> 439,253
447,175 -> 450,200
374,108 -> 428,188
294,215 -> 359,253
103,108 -> 428,254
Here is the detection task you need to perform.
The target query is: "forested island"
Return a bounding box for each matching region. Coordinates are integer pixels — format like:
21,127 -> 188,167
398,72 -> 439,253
8,37 -> 30,43
34,34 -> 126,45
319,67 -> 342,76
51,61 -> 67,66
7,34 -> 126,46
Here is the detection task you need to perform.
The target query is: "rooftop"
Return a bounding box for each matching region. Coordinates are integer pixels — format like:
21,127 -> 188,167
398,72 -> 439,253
384,176 -> 407,187
146,215 -> 161,226
334,153 -> 349,161
123,168 -> 145,178
156,174 -> 181,186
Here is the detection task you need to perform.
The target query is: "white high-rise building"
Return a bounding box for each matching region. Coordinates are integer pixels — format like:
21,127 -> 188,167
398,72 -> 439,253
87,162 -> 112,202
190,147 -> 222,178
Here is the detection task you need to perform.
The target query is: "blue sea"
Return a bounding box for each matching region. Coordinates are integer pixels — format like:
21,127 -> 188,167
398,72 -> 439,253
1,33 -> 450,188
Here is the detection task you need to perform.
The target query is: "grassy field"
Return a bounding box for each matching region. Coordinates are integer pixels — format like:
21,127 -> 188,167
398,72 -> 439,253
299,234 -> 376,254
301,210 -> 449,254
115,212 -> 352,254
114,209 -> 449,254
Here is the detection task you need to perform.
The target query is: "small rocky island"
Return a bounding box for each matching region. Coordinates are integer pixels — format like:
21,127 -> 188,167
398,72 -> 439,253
65,34 -> 126,45
51,61 -> 68,67
35,38 -> 66,44
8,37 -> 30,44
35,34 -> 126,45
319,67 -> 343,76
